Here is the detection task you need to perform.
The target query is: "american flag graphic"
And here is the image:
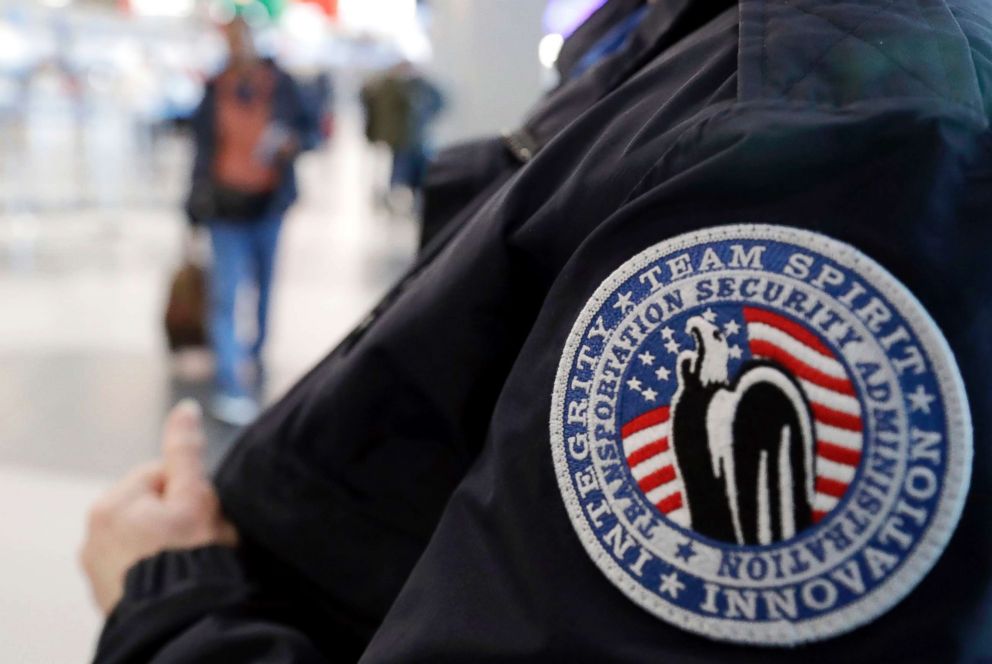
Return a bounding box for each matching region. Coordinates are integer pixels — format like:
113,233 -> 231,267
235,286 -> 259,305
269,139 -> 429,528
621,405 -> 691,526
621,306 -> 863,528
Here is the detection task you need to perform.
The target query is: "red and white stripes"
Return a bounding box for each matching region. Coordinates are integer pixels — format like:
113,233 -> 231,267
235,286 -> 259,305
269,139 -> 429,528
743,307 -> 863,522
620,407 -> 691,527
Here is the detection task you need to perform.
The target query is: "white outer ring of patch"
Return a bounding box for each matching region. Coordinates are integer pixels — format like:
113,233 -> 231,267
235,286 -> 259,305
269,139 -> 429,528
549,224 -> 972,646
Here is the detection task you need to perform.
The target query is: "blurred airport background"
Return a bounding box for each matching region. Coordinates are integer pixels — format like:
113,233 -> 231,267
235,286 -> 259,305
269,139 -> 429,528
0,0 -> 604,659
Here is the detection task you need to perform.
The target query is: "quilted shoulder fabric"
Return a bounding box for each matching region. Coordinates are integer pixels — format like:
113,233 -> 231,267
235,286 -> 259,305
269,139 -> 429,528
739,0 -> 989,122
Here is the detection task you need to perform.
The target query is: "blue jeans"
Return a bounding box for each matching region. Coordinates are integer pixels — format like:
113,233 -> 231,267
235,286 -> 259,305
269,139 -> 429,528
390,145 -> 429,190
208,214 -> 282,397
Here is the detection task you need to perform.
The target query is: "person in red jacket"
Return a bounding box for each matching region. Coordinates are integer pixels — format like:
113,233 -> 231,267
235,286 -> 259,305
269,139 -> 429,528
187,18 -> 318,425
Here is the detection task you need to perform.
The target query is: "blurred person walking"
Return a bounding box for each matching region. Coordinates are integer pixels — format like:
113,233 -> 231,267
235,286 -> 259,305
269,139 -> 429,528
186,18 -> 318,426
361,61 -> 444,213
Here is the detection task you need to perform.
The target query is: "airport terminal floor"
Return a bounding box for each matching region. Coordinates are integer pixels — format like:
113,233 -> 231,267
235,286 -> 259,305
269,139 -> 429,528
0,110 -> 417,662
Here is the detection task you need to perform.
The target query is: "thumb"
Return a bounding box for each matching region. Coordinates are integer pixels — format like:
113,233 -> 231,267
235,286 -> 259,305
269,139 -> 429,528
162,399 -> 207,500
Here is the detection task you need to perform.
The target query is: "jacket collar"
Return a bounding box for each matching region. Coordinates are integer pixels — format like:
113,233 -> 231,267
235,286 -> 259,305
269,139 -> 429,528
514,0 -> 736,160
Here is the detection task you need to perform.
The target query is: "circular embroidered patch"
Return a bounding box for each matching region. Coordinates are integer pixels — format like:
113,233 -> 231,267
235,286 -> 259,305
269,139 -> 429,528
550,224 -> 971,645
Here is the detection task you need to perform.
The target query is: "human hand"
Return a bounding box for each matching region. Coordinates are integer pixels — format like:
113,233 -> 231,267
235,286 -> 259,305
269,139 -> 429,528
275,134 -> 301,163
80,400 -> 239,615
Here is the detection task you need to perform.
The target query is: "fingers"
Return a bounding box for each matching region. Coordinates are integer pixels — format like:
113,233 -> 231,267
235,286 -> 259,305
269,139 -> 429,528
214,518 -> 240,548
80,404 -> 237,617
162,399 -> 208,500
102,460 -> 166,505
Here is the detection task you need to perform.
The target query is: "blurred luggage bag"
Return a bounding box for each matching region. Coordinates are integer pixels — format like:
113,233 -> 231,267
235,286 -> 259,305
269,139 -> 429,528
164,261 -> 208,351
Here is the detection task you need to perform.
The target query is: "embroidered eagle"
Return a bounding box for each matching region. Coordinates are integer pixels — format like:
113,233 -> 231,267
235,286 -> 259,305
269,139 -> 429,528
669,315 -> 816,545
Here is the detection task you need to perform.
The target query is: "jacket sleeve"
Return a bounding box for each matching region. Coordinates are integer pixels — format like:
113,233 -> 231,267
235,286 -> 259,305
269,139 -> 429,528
282,72 -> 321,153
92,546 -> 327,664
189,82 -> 215,184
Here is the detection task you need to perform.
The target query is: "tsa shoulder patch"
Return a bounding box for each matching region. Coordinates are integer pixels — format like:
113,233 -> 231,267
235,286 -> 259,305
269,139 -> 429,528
550,224 -> 972,645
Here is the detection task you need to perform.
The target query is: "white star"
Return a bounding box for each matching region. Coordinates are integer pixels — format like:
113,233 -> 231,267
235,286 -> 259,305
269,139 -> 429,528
702,308 -> 718,323
642,387 -> 658,402
661,326 -> 675,340
665,339 -> 680,355
907,384 -> 936,414
638,350 -> 656,366
655,365 -> 671,381
728,345 -> 743,360
724,320 -> 741,337
659,571 -> 685,599
613,291 -> 634,315
626,377 -> 643,392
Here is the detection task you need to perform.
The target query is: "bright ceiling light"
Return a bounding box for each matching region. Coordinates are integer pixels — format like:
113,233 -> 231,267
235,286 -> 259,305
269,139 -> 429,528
130,0 -> 196,17
538,33 -> 564,69
338,0 -> 417,35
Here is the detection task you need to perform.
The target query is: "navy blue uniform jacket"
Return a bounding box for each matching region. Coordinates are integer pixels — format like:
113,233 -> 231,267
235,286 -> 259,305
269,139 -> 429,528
96,1 -> 992,661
